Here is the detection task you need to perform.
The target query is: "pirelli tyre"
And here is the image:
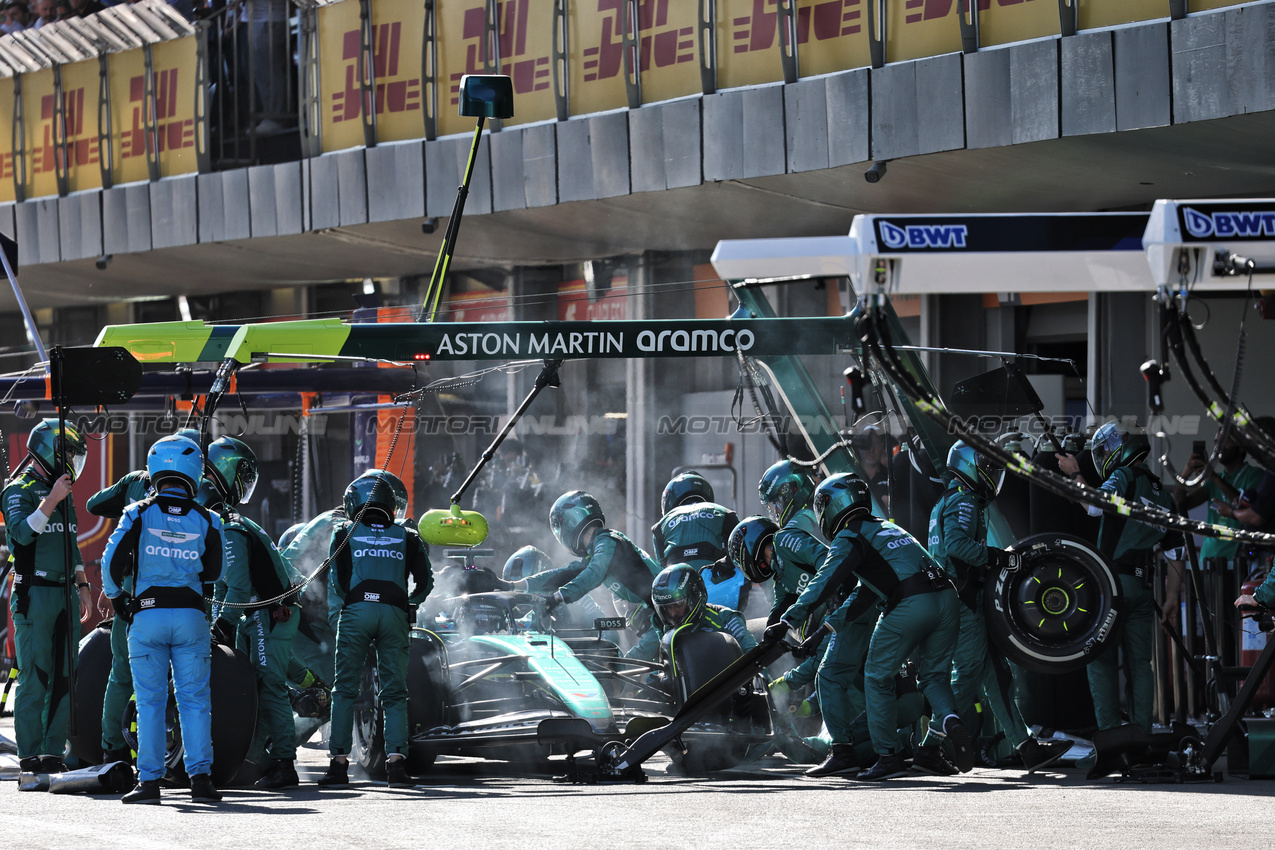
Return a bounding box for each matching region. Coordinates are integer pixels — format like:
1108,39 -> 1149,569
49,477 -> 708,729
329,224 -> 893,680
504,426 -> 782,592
69,622 -> 114,765
983,532 -> 1122,675
119,642 -> 258,786
352,655 -> 388,779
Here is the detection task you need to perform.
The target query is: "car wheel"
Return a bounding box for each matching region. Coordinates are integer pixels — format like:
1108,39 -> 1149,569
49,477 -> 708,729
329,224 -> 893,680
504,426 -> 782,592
984,532 -> 1123,674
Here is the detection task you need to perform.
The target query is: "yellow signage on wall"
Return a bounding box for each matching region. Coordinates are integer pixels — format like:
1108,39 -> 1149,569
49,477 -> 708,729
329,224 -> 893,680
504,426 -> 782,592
318,0 -> 368,152
434,0 -> 487,137
433,0 -> 559,131
21,68 -> 57,200
979,0 -> 1057,48
567,0 -> 629,116
635,0 -> 700,104
366,0 -> 427,141
795,0 -> 871,77
150,39 -> 199,177
1076,0 -> 1166,29
0,77 -> 16,203
716,0 -> 785,90
106,48 -> 148,186
60,59 -> 103,193
885,0 -> 960,63
1186,0 -> 1247,10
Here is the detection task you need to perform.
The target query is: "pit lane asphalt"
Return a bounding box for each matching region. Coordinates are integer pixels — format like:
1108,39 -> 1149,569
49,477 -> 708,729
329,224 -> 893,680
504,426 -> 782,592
5,723 -> 1275,850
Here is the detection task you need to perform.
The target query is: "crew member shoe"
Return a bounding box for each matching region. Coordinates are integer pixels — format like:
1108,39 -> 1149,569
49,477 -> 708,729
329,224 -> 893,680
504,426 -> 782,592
255,759 -> 300,790
122,780 -> 161,805
856,752 -> 909,781
38,755 -> 66,773
190,774 -> 222,803
17,757 -> 40,773
803,743 -> 859,778
1019,737 -> 1072,773
943,715 -> 976,773
103,747 -> 133,765
317,758 -> 349,788
911,746 -> 957,776
386,757 -> 414,788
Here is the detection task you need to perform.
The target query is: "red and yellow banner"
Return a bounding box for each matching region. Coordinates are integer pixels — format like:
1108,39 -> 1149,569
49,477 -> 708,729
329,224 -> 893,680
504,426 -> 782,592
60,59 -> 104,193
716,0 -> 784,90
796,0 -> 871,76
885,0 -> 961,62
568,0 -> 630,115
0,77 -> 16,203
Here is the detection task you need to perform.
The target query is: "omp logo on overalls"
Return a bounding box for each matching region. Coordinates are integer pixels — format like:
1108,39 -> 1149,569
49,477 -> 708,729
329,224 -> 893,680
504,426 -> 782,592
352,536 -> 404,560
145,528 -> 201,559
1182,207 -> 1275,239
879,221 -> 969,250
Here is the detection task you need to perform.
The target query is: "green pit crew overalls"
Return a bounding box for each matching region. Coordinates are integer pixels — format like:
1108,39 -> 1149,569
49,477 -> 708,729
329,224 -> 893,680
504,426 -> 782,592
557,529 -> 661,660
775,510 -> 879,746
788,516 -> 959,755
929,485 -> 1030,748
4,469 -> 84,760
86,468 -> 152,755
652,502 -> 746,610
1088,464 -> 1172,733
280,508 -> 344,685
214,511 -> 302,765
328,518 -> 432,757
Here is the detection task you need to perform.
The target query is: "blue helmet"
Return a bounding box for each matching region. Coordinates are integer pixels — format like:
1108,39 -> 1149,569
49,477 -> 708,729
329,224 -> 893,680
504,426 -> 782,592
503,545 -> 554,582
147,435 -> 203,496
946,441 -> 1005,500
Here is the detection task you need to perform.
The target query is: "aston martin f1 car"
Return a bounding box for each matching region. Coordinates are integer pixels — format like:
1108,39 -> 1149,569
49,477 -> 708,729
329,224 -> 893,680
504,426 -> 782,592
349,583 -> 776,777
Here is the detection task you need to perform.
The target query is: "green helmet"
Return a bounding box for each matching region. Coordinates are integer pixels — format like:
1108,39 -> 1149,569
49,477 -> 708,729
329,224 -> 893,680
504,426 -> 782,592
651,564 -> 707,630
193,478 -> 222,510
727,515 -> 779,583
549,490 -> 604,556
27,418 -> 88,482
660,472 -> 714,516
1089,421 -> 1150,479
758,460 -> 815,526
205,437 -> 259,505
812,473 -> 873,539
946,441 -> 1005,500
344,471 -> 398,526
355,468 -> 408,520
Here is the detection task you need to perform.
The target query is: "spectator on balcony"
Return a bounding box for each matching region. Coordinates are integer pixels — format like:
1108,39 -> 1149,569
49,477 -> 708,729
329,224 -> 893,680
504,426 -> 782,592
31,0 -> 57,28
0,0 -> 33,32
68,0 -> 105,18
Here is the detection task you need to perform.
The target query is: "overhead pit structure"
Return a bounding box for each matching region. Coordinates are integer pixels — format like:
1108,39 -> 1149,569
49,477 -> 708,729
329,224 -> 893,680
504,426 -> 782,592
712,202 -> 1275,295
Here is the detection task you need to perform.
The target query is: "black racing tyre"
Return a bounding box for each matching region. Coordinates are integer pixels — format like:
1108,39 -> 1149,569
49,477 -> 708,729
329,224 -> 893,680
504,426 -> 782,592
210,643 -> 258,786
984,532 -> 1122,674
69,622 -> 113,766
406,629 -> 448,774
352,654 -> 388,778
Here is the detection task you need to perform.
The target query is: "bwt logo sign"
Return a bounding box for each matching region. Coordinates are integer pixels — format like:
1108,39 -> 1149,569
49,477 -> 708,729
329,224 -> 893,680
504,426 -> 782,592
1182,207 -> 1275,239
878,221 -> 969,250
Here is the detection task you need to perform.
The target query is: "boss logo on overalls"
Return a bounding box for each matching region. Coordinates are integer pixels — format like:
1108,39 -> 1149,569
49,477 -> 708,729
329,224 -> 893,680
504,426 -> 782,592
363,592 -> 381,602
